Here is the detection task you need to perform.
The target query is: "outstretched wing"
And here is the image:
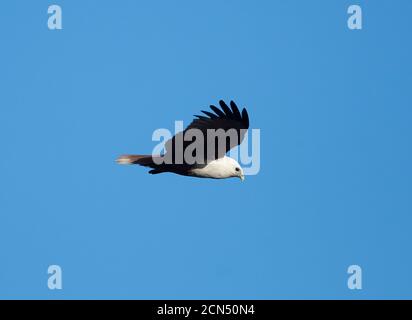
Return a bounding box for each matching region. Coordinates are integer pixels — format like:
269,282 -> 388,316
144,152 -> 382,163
164,100 -> 249,163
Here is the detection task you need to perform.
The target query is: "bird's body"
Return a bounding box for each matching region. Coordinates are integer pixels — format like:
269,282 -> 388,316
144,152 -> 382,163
189,156 -> 244,180
117,155 -> 244,180
117,100 -> 249,181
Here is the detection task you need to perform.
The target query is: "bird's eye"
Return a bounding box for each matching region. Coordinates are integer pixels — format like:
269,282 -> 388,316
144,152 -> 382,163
235,168 -> 240,172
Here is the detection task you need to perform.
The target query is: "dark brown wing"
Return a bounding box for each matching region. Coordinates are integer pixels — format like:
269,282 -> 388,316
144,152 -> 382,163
164,100 -> 249,164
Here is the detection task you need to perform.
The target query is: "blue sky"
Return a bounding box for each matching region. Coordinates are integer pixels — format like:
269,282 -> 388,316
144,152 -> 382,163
0,0 -> 411,299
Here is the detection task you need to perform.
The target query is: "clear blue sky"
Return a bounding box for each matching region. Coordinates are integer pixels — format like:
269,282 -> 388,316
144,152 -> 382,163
1,0 -> 411,299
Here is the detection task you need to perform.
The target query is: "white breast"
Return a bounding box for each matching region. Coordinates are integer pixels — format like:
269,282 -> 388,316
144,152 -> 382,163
189,156 -> 235,179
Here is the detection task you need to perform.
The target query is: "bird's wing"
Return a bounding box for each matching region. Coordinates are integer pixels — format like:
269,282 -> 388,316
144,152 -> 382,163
165,100 -> 249,162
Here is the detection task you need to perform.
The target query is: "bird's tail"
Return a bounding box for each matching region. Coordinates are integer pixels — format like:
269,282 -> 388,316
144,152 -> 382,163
116,155 -> 157,166
117,154 -> 170,174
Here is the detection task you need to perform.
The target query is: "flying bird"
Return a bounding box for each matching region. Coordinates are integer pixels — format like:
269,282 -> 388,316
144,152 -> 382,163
117,100 -> 249,181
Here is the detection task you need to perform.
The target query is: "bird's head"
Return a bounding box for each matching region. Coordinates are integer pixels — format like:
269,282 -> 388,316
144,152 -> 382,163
235,165 -> 245,181
227,158 -> 245,181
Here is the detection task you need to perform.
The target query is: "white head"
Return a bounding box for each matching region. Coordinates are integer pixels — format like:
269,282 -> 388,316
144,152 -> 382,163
226,157 -> 245,181
190,156 -> 245,181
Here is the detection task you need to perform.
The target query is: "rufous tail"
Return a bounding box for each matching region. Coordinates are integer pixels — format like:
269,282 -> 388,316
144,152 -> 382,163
116,155 -> 155,166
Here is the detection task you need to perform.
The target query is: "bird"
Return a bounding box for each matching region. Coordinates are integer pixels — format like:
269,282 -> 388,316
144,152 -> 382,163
117,100 -> 249,181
